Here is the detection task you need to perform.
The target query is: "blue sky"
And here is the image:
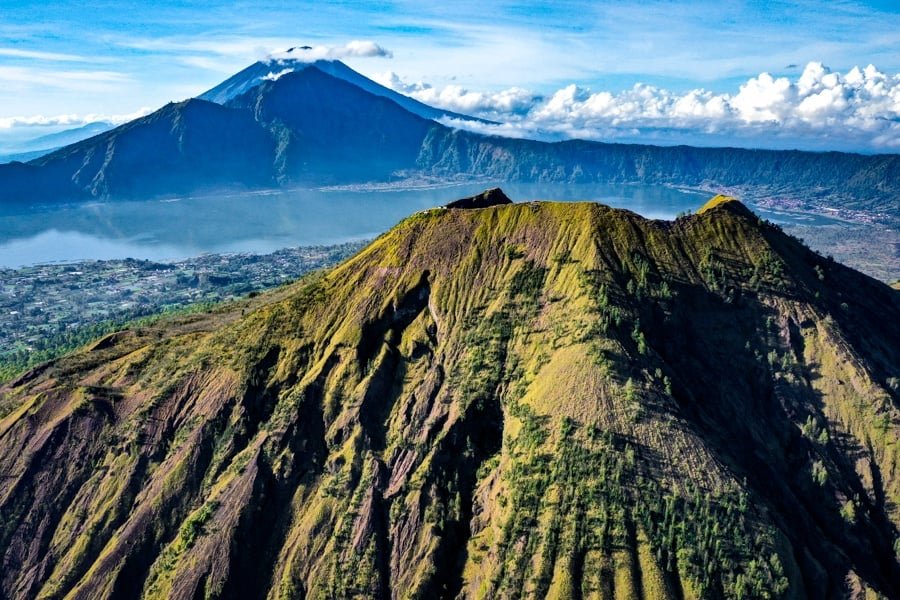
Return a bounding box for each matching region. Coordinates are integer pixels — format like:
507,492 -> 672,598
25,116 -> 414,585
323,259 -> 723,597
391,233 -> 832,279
1,0 -> 898,151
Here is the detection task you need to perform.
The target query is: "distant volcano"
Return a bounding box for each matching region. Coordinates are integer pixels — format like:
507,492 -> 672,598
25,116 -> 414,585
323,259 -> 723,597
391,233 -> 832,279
0,54 -> 896,225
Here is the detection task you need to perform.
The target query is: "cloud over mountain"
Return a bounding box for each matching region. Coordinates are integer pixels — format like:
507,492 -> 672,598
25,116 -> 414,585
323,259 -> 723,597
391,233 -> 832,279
375,62 -> 900,152
0,107 -> 152,130
269,41 -> 393,62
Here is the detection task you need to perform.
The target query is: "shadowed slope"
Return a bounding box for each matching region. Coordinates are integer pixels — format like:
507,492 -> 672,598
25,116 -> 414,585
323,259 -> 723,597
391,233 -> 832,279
0,99 -> 275,202
225,67 -> 443,184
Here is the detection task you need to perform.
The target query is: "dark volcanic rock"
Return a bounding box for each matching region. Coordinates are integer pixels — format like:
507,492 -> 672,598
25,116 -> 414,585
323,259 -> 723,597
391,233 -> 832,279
444,187 -> 513,209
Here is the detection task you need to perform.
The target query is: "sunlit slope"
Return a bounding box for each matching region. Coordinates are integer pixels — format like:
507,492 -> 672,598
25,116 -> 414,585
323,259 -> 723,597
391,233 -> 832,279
0,197 -> 898,599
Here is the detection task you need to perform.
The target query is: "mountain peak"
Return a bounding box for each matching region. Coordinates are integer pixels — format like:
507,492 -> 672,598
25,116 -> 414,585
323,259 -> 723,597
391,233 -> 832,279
444,187 -> 513,209
697,194 -> 744,214
198,55 -> 489,124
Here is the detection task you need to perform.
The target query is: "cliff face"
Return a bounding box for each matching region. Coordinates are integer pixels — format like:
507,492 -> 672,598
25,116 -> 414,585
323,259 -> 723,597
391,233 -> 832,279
1,197 -> 898,599
416,131 -> 900,218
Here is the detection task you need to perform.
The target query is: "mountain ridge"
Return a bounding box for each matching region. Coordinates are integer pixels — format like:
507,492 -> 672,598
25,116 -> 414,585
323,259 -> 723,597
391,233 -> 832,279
0,195 -> 897,599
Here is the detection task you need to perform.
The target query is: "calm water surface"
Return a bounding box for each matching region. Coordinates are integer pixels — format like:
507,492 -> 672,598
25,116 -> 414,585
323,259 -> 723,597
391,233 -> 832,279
0,183 -> 837,268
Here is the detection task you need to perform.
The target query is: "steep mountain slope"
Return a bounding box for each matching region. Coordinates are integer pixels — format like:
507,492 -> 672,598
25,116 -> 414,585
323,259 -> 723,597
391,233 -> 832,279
1,194 -> 897,599
0,100 -> 275,202
0,61 -> 896,222
225,67 -> 443,184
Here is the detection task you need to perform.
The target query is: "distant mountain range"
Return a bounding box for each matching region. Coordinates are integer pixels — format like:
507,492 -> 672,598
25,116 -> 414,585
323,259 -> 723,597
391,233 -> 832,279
0,58 -> 896,226
0,121 -> 113,164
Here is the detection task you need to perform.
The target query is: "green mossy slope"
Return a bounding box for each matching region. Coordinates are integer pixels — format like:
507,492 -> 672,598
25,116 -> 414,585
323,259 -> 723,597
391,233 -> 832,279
0,198 -> 898,599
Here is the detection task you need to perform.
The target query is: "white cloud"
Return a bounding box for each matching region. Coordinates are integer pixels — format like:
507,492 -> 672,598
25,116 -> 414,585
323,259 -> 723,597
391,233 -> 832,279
372,71 -> 535,118
731,73 -> 796,122
113,37 -> 392,75
177,55 -> 237,73
382,62 -> 900,152
0,48 -> 89,62
0,66 -> 131,94
0,108 -> 153,130
268,41 -> 392,62
262,68 -> 294,82
371,71 -> 430,95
